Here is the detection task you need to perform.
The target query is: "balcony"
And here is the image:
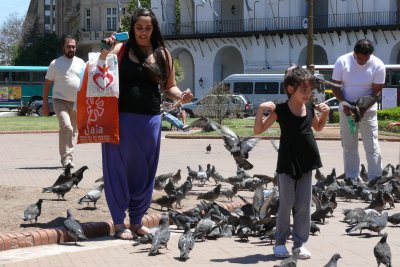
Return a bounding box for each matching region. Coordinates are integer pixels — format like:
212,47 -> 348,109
160,11 -> 400,39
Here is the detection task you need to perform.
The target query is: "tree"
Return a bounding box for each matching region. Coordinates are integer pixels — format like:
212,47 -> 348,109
121,0 -> 152,31
0,13 -> 24,65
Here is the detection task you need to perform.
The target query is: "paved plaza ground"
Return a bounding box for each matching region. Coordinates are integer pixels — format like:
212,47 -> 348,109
0,130 -> 399,266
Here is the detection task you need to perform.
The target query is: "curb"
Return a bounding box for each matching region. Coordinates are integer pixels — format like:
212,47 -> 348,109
0,201 -> 244,252
165,134 -> 400,142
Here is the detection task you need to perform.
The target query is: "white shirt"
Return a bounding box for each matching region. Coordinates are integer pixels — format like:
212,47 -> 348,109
45,56 -> 86,102
332,52 -> 385,108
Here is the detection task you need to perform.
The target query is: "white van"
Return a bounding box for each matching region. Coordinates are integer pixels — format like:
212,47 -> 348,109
222,73 -> 325,113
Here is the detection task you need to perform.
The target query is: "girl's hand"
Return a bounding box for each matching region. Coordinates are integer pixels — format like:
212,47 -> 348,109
258,101 -> 276,112
315,103 -> 330,113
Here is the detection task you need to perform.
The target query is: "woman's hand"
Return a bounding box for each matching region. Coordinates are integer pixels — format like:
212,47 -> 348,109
388,122 -> 400,129
180,88 -> 193,104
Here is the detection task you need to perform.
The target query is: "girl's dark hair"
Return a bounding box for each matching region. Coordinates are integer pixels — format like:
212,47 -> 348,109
128,8 -> 170,85
354,39 -> 374,55
283,65 -> 314,98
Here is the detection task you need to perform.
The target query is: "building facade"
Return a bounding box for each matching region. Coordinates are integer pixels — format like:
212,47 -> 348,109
26,0 -> 400,99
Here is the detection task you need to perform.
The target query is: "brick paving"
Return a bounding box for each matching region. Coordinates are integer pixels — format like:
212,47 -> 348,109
0,130 -> 399,266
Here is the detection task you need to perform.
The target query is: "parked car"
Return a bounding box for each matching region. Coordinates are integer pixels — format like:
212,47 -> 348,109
182,94 -> 253,118
323,97 -> 339,111
32,100 -> 55,116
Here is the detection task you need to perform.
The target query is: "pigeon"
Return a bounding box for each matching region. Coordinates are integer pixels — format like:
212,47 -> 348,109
360,164 -> 368,182
168,209 -> 197,229
189,116 -> 214,132
187,166 -> 198,180
315,168 -> 325,181
366,190 -> 385,212
210,165 -> 224,184
149,213 -> 171,256
164,179 -> 175,196
178,222 -> 194,260
209,120 -> 259,170
346,212 -> 388,236
387,212 -> 400,226
155,172 -> 174,184
42,177 -> 77,200
193,209 -> 217,241
51,163 -> 73,187
373,232 -> 392,267
341,95 -> 379,122
274,249 -> 298,267
170,169 -> 182,185
323,253 -> 342,267
152,194 -> 177,210
311,202 -> 335,224
71,165 -> 89,188
94,176 -> 104,183
78,183 -> 104,207
197,184 -> 222,201
221,183 -> 240,201
310,221 -> 320,235
63,209 -> 88,244
206,144 -> 211,153
197,165 -> 208,184
23,199 -> 43,224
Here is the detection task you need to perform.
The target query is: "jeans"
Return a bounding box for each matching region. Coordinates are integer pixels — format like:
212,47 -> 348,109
339,104 -> 382,181
53,98 -> 76,165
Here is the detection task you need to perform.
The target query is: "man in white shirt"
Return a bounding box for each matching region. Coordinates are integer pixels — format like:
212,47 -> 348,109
42,34 -> 86,168
332,39 -> 385,183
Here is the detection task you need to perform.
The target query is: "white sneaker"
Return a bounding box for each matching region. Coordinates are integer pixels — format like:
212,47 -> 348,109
292,246 -> 311,259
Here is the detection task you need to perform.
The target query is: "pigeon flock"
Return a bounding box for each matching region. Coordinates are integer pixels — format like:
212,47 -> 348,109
18,118 -> 399,265
21,165 -> 102,244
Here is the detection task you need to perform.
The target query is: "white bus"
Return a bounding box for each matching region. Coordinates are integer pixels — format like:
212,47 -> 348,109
222,73 -> 325,113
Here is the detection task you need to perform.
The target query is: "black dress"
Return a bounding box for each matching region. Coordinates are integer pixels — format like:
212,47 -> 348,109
275,102 -> 322,179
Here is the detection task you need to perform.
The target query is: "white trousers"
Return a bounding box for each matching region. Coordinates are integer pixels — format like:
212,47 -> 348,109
339,106 -> 382,181
53,98 -> 76,166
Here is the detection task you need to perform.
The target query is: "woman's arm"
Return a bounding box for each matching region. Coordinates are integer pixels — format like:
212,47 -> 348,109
162,49 -> 192,103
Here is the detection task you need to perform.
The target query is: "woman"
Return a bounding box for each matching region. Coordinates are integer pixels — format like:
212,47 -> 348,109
100,8 -> 193,240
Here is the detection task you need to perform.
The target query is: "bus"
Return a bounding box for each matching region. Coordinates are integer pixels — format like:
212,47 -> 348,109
313,64 -> 400,107
222,73 -> 326,113
0,66 -> 49,109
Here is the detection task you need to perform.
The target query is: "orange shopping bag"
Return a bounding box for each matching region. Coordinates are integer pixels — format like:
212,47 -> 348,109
77,63 -> 119,144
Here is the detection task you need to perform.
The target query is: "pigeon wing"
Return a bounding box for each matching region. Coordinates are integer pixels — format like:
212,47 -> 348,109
240,137 -> 259,157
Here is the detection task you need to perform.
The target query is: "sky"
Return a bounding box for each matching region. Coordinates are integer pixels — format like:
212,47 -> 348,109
0,0 -> 30,27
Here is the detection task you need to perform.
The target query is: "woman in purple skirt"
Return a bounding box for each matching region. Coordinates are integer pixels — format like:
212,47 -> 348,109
100,8 -> 193,240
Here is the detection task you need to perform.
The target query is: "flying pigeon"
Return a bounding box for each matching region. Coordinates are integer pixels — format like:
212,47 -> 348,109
78,183 -> 104,207
23,199 -> 43,224
209,120 -> 259,170
63,209 -> 88,244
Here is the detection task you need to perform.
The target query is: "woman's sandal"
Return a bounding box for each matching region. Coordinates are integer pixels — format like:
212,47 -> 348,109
130,224 -> 150,236
114,225 -> 137,240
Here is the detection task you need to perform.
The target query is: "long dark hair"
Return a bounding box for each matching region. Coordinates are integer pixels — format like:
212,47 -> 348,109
283,65 -> 314,98
127,8 -> 170,85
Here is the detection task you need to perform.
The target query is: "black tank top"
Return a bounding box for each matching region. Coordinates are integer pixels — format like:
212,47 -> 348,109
118,46 -> 161,115
275,102 -> 322,179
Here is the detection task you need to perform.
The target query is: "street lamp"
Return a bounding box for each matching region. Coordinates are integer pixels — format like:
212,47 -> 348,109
253,0 -> 259,30
198,77 -> 204,87
253,0 -> 259,19
196,3 -> 205,33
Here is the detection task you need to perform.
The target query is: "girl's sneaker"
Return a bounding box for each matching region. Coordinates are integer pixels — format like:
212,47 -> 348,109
292,246 -> 311,259
273,245 -> 290,258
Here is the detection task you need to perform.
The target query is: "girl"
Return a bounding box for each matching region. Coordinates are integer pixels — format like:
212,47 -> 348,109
254,66 -> 330,259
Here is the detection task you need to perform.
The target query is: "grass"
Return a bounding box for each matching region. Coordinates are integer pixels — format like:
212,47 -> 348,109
0,116 -> 59,131
1,115 -> 399,138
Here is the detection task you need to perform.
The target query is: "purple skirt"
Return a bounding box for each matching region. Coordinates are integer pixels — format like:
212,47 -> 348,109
102,112 -> 161,225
